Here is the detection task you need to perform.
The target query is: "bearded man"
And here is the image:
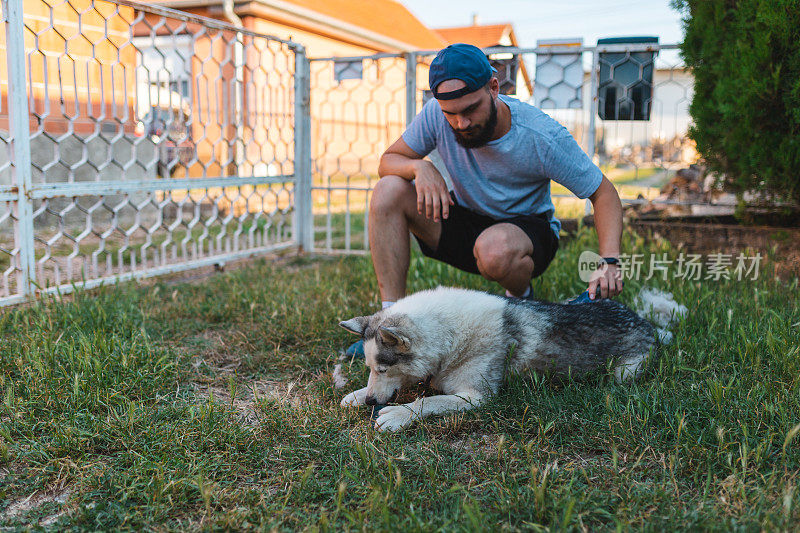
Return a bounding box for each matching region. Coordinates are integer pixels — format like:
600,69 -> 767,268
346,43 -> 624,356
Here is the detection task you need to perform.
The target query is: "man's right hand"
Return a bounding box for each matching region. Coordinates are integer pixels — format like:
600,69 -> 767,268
413,159 -> 453,223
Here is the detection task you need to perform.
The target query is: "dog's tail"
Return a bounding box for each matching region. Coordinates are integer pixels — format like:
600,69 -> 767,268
633,287 -> 687,344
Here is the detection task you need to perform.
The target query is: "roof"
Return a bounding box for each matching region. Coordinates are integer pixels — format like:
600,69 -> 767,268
150,0 -> 446,52
434,23 -> 532,94
434,23 -> 512,48
287,0 -> 446,50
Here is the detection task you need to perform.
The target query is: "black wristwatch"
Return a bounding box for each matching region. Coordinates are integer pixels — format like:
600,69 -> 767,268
602,257 -> 620,265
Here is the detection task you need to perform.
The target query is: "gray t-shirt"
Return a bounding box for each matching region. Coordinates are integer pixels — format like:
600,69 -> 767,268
402,95 -> 603,236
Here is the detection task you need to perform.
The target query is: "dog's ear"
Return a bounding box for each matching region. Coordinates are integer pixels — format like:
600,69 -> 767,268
379,326 -> 410,351
339,316 -> 369,336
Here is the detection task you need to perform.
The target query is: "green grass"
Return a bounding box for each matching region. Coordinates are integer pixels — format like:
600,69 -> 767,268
311,203 -> 593,252
601,165 -> 663,185
314,211 -> 368,252
1,226 -> 799,530
0,216 -> 290,288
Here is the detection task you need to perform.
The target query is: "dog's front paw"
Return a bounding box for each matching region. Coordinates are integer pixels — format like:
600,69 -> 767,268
341,387 -> 368,407
374,405 -> 417,432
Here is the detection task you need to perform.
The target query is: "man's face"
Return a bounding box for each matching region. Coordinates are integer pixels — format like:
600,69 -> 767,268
437,79 -> 498,149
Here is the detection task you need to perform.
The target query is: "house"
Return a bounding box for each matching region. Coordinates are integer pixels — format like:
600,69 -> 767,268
1,0 -> 448,183
151,0 -> 445,57
143,0 -> 450,181
0,0 -> 150,186
0,0 -> 138,138
1,0 -> 538,188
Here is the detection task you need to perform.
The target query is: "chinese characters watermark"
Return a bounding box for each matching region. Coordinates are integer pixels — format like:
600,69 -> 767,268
578,250 -> 762,282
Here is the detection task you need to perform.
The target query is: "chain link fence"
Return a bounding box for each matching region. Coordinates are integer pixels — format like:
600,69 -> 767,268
0,0 -> 310,306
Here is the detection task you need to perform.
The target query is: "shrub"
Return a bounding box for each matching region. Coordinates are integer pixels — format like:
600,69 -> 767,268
672,0 -> 800,204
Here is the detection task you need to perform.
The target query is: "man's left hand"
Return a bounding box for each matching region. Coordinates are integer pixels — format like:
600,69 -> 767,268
588,263 -> 623,299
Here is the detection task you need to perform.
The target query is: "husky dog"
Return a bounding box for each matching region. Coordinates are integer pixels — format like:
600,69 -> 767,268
339,287 -> 684,432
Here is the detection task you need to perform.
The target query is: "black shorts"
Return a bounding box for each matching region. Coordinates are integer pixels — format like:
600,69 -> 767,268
415,195 -> 560,278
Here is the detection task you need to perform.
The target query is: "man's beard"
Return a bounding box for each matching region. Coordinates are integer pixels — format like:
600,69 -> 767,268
451,96 -> 498,149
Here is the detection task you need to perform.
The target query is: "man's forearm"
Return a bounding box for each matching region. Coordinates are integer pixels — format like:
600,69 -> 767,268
589,177 -> 623,257
378,153 -> 423,180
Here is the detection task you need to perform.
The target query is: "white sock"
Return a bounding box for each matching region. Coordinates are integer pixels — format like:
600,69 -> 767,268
505,286 -> 531,299
381,301 -> 395,309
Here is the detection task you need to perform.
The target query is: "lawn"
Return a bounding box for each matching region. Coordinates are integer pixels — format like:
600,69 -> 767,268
1,226 -> 799,530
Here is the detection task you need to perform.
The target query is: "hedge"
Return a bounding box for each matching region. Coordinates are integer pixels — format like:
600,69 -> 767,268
672,0 -> 800,204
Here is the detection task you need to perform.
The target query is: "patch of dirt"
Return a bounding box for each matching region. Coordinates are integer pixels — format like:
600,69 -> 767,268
193,378 -> 313,427
716,474 -> 749,514
446,434 -> 502,456
332,364 -> 348,389
0,485 -> 71,527
0,463 -> 25,481
184,329 -> 252,374
181,324 -> 324,428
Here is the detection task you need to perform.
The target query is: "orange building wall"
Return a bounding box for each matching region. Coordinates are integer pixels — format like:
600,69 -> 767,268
0,0 -> 137,136
1,1 -> 427,186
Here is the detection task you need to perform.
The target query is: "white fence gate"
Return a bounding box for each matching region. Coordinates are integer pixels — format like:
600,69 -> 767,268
0,0 -> 312,306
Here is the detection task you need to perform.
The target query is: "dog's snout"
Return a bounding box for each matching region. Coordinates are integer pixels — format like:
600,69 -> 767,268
365,389 -> 398,405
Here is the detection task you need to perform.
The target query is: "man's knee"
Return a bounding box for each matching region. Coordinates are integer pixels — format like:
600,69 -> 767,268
474,233 -> 513,280
473,227 -> 532,281
370,175 -> 415,217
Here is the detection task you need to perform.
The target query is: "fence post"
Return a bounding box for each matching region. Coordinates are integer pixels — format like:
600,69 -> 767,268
293,45 -> 313,252
3,0 -> 36,298
405,51 -> 417,127
586,46 -> 601,216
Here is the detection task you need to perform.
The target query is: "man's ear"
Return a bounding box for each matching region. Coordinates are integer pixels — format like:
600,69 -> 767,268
339,316 -> 369,336
379,326 -> 410,351
488,76 -> 500,97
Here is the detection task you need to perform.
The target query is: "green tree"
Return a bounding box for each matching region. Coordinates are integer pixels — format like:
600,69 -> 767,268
672,0 -> 800,204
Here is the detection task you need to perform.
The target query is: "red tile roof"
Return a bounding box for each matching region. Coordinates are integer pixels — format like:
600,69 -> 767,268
288,0 -> 446,50
434,23 -> 532,94
150,0 -> 446,51
434,24 -> 512,48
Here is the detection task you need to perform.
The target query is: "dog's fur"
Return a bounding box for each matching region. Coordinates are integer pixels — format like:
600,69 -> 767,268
340,286 -> 684,432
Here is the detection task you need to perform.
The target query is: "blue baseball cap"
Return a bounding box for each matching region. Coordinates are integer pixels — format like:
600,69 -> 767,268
429,43 -> 497,100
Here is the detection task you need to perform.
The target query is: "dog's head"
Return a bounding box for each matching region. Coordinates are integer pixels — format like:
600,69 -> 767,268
340,312 -> 422,405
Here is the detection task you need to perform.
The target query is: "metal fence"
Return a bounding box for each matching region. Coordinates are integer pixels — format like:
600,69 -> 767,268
0,1 -> 695,307
0,0 -> 311,306
309,43 -> 694,253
